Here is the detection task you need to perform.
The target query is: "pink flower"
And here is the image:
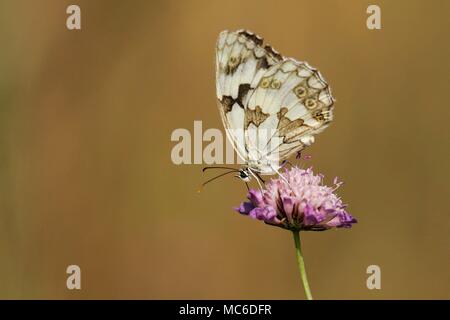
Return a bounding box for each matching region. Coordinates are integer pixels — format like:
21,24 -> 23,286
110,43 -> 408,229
235,166 -> 356,231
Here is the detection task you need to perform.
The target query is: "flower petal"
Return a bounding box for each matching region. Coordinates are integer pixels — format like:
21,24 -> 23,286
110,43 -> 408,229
303,203 -> 328,225
249,206 -> 276,222
247,189 -> 264,207
281,196 -> 295,224
234,201 -> 254,215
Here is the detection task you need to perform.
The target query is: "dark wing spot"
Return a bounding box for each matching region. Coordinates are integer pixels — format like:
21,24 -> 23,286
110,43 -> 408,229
277,107 -> 289,118
264,45 -> 283,61
244,106 -> 270,129
225,56 -> 242,75
277,108 -> 308,143
237,83 -> 251,107
238,30 -> 263,46
220,84 -> 252,113
256,56 -> 269,69
220,96 -> 234,113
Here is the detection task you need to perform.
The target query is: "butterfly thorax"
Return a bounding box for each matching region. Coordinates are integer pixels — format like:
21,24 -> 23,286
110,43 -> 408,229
246,159 -> 280,175
238,161 -> 280,183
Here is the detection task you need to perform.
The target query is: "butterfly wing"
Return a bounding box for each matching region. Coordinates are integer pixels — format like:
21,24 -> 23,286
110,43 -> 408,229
245,58 -> 334,171
215,30 -> 282,163
215,30 -> 334,174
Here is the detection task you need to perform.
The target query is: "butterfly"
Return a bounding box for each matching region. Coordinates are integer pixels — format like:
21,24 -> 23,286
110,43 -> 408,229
203,29 -> 334,188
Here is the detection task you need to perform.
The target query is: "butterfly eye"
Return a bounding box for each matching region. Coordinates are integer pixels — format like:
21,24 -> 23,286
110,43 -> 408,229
294,86 -> 307,98
305,98 -> 317,109
260,77 -> 271,88
270,79 -> 281,89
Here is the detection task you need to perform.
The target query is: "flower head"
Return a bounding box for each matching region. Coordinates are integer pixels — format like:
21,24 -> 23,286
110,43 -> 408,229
235,166 -> 357,231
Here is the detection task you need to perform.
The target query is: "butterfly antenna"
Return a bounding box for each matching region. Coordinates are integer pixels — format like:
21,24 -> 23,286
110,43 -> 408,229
197,170 -> 238,193
248,170 -> 264,191
202,166 -> 239,172
254,172 -> 265,184
281,160 -> 293,168
269,164 -> 291,186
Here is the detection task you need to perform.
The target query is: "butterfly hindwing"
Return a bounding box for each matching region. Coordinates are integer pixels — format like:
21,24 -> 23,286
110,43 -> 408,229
245,59 -> 334,164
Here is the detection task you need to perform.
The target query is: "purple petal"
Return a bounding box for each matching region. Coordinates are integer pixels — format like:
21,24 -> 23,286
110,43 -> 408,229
249,206 -> 276,222
326,211 -> 357,228
234,201 -> 254,215
281,196 -> 295,224
303,203 -> 319,225
247,189 -> 264,207
337,211 -> 358,228
324,215 -> 342,227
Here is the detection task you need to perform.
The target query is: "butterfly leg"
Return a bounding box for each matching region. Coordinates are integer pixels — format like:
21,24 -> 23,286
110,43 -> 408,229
248,169 -> 264,191
254,172 -> 265,184
269,164 -> 290,185
281,160 -> 293,168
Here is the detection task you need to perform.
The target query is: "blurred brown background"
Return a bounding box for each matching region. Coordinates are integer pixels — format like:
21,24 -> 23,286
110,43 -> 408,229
0,0 -> 449,299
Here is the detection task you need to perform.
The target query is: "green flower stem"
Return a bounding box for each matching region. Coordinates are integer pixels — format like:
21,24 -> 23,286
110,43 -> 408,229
293,231 -> 313,300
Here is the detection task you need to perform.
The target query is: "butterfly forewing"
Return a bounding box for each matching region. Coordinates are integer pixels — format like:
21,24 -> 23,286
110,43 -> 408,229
216,30 -> 281,163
